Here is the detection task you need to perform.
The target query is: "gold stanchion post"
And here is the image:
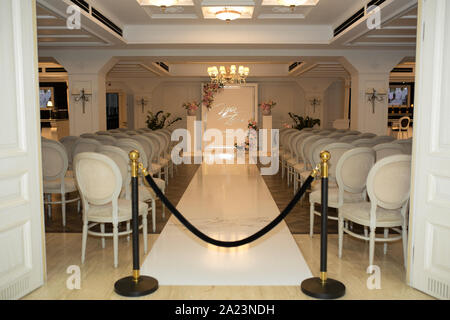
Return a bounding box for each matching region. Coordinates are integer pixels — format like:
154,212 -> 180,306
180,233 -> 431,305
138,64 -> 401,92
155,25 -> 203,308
114,150 -> 159,297
300,151 -> 345,299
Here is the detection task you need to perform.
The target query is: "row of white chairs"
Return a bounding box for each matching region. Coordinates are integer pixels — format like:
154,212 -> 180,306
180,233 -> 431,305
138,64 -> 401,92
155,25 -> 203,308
279,127 -> 413,267
42,127 -> 178,267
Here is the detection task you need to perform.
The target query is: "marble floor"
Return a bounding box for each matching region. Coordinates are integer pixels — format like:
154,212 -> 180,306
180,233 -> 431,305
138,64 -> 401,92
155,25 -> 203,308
141,164 -> 312,285
24,161 -> 433,300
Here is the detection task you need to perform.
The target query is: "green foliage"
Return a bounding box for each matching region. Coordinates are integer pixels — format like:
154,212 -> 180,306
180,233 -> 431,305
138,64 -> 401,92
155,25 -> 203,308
288,112 -> 321,130
146,110 -> 182,130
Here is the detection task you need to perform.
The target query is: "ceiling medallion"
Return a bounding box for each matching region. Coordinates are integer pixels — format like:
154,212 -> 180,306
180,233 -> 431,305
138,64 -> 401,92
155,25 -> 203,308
277,0 -> 309,11
137,0 -> 179,12
215,8 -> 242,22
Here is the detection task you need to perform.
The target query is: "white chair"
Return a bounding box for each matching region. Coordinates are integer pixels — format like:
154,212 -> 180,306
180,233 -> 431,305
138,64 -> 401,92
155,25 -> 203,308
80,133 -> 97,139
42,140 -> 80,226
357,133 -> 377,139
115,138 -> 166,231
143,133 -> 166,181
126,130 -> 139,135
74,152 -> 149,268
371,135 -> 396,145
339,135 -> 360,143
308,143 -> 360,237
59,135 -> 79,170
110,132 -> 129,139
294,135 -> 322,185
391,116 -> 411,139
338,155 -> 412,267
154,131 -> 173,179
393,138 -> 413,154
72,138 -> 102,159
373,143 -> 404,161
95,131 -> 112,136
93,134 -> 116,146
352,138 -> 377,148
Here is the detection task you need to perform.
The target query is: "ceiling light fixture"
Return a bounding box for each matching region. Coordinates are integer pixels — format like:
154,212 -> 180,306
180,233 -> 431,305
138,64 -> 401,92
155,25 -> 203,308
215,8 -> 242,22
208,65 -> 249,85
277,0 -> 309,12
137,0 -> 178,12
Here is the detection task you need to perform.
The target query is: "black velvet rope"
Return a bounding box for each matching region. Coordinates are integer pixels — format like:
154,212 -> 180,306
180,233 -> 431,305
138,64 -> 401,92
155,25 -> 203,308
143,172 -> 314,248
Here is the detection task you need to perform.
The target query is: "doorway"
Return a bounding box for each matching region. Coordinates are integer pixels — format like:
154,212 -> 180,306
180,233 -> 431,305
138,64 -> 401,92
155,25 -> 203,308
106,92 -> 119,130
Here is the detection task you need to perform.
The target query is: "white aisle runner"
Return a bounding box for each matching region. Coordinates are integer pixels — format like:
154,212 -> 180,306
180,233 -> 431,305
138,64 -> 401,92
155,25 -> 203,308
141,164 -> 312,285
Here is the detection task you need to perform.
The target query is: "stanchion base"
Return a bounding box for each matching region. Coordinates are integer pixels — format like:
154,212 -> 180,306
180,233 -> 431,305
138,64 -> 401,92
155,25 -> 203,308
301,277 -> 345,300
114,276 -> 159,297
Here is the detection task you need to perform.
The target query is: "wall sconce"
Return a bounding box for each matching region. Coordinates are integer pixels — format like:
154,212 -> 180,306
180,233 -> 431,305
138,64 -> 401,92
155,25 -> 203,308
309,98 -> 321,113
72,88 -> 92,114
137,97 -> 148,113
366,88 -> 386,114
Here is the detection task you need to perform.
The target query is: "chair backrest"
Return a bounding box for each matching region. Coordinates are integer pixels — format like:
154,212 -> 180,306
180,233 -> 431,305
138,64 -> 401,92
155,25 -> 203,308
42,140 -> 68,181
310,138 -> 335,168
373,142 -> 404,161
115,138 -> 148,168
72,138 -> 101,159
371,135 -> 396,145
59,135 -> 79,166
399,116 -> 411,129
108,129 -> 121,133
367,154 -> 412,211
282,130 -> 298,152
339,135 -> 360,143
110,132 -> 129,139
357,132 -> 377,139
322,142 -> 354,180
393,138 -> 413,154
93,134 -> 116,146
154,131 -> 170,156
130,135 -> 154,166
336,147 -> 375,199
287,131 -> 302,157
327,132 -> 346,139
74,152 -> 122,213
317,130 -> 332,136
126,130 -> 138,135
347,130 -> 361,135
95,131 -> 111,136
118,128 -> 129,132
143,133 -> 162,160
80,133 -> 96,139
352,138 -> 377,148
301,135 -> 322,167
98,146 -> 130,198
293,132 -> 313,161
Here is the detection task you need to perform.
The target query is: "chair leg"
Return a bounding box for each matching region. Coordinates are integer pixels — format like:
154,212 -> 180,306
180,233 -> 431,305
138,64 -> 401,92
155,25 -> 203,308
165,166 -> 169,186
294,173 -> 298,194
81,221 -> 88,264
162,189 -> 166,219
113,223 -> 119,268
77,199 -> 81,213
383,228 -> 389,255
61,193 -> 66,227
143,214 -> 148,254
338,215 -> 344,258
100,223 -> 106,249
364,226 -> 368,238
402,225 -> 408,267
152,200 -> 156,233
47,194 -> 52,219
309,202 -> 315,238
281,160 -> 285,179
369,227 -> 376,267
126,222 -> 130,241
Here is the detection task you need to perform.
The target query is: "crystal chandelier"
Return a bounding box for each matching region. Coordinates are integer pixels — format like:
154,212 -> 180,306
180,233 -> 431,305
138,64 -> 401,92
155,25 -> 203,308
207,65 -> 250,85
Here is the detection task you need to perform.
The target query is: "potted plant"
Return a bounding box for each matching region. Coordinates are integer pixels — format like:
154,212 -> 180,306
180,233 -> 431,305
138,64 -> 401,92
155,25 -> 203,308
288,112 -> 321,130
259,100 -> 276,116
146,110 -> 182,130
182,101 -> 200,116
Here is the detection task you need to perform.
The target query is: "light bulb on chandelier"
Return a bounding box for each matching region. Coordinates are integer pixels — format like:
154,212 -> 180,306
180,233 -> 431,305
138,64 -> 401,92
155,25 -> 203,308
208,65 -> 249,85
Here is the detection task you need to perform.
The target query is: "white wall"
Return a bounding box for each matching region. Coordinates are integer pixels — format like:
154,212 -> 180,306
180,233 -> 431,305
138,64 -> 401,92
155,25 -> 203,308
323,80 -> 345,129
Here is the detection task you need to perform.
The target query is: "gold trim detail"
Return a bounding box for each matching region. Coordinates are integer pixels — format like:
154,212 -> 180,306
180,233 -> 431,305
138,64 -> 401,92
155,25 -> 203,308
320,151 -> 330,178
129,150 -> 139,178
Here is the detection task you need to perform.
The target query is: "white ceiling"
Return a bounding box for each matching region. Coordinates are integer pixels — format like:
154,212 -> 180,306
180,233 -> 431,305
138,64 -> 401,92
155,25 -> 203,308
89,0 -> 366,25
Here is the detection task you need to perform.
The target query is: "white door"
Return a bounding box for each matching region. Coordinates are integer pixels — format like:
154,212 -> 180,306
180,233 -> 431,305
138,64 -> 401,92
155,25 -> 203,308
409,0 -> 450,299
0,0 -> 45,299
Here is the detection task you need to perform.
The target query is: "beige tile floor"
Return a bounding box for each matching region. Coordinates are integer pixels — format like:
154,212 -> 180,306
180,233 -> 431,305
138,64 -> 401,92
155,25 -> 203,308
23,232 -> 432,300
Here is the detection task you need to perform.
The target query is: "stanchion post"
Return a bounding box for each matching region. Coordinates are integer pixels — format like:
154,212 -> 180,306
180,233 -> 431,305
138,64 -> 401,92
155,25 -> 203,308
300,151 -> 345,299
114,150 -> 159,297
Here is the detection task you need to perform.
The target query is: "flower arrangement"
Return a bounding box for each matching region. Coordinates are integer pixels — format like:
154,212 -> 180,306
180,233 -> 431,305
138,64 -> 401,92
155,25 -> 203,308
248,119 -> 258,131
146,110 -> 182,130
259,100 -> 277,115
288,112 -> 320,130
202,83 -> 223,110
182,101 -> 200,115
